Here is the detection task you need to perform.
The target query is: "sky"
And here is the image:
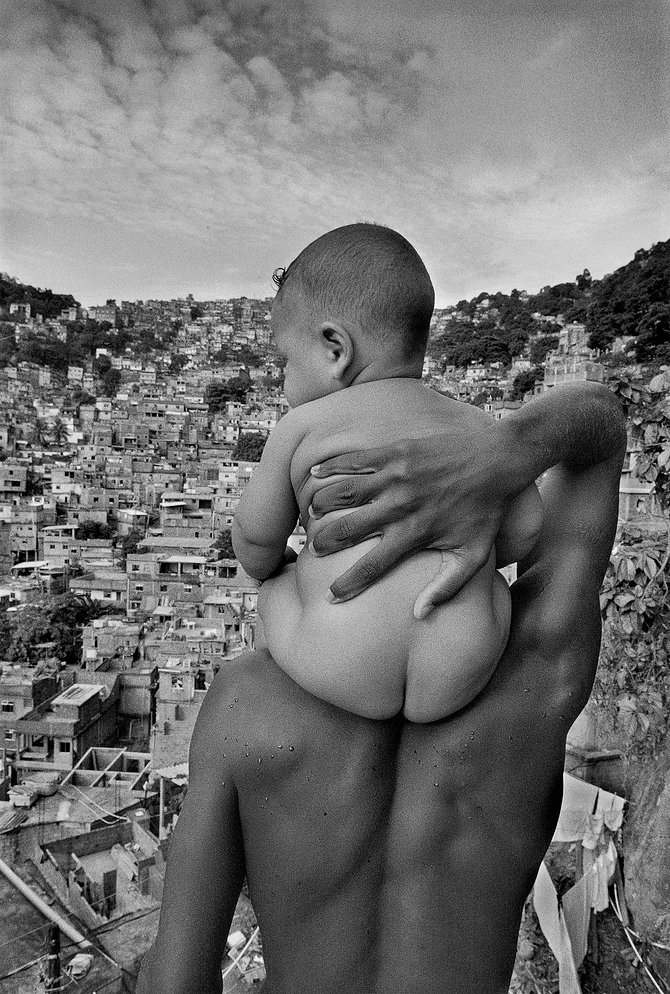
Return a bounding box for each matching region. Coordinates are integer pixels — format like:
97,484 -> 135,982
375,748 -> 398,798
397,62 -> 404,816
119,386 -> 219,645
1,0 -> 669,308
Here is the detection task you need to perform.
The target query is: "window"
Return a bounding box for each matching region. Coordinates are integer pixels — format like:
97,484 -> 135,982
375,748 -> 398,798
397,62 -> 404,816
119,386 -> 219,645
131,564 -> 140,572
160,584 -> 168,592
4,729 -> 15,741
183,584 -> 193,592
135,584 -> 144,592
1,701 -> 14,713
59,741 -> 71,753
171,676 -> 184,689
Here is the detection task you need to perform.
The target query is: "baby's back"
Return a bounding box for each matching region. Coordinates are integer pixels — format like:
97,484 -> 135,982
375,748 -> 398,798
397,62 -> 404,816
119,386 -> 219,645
258,380 -> 525,721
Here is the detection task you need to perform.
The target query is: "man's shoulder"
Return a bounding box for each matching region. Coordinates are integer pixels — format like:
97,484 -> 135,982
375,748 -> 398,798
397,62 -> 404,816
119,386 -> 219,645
192,650 -> 323,761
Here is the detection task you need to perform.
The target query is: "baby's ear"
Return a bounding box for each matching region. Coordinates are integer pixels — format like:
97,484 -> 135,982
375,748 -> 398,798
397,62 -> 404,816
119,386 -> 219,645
320,322 -> 353,378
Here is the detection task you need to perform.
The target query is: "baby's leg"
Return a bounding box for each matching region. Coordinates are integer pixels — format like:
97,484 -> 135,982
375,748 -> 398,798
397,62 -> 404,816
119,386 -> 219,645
404,550 -> 511,723
257,565 -> 303,672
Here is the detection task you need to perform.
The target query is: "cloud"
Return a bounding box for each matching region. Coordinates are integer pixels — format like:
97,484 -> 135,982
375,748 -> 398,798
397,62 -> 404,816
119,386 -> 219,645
0,0 -> 668,306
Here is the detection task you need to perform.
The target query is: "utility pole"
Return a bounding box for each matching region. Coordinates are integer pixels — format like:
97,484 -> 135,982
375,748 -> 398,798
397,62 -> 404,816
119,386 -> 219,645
44,923 -> 60,991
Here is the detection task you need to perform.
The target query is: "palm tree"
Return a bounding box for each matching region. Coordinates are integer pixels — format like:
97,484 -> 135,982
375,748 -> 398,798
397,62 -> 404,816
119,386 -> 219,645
51,416 -> 69,447
30,417 -> 50,448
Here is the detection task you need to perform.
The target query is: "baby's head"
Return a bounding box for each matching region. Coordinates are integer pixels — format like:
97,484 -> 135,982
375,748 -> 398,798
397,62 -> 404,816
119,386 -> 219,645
271,223 -> 434,407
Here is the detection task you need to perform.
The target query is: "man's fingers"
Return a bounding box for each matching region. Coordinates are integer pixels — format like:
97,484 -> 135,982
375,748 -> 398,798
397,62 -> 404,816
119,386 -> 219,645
310,504 -> 384,554
328,543 -> 407,603
309,475 -> 381,517
311,448 -> 385,477
413,550 -> 490,620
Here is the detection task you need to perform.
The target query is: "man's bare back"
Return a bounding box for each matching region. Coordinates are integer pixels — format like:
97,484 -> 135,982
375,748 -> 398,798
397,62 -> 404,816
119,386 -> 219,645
139,591 -> 598,994
138,382 -> 626,994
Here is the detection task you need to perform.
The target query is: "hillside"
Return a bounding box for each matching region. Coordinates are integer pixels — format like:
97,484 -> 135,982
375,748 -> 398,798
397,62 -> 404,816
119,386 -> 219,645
427,237 -> 670,369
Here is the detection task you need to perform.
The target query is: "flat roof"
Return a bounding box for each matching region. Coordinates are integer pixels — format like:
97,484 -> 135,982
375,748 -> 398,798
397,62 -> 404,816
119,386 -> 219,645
52,684 -> 102,707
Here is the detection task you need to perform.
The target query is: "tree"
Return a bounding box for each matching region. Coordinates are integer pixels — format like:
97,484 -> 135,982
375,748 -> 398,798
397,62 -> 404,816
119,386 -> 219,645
51,416 -> 69,447
508,368 -> 541,400
76,520 -> 114,540
117,527 -> 144,568
102,367 -> 121,397
30,417 -> 50,447
169,353 -> 190,374
205,380 -> 230,413
1,593 -> 115,666
93,353 -> 112,376
232,432 -> 267,462
633,303 -> 670,363
529,335 -> 559,366
575,268 -> 592,291
72,388 -> 97,408
214,529 -> 235,558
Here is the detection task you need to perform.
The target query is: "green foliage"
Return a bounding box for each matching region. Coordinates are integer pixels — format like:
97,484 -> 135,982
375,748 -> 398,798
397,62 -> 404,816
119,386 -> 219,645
214,528 -> 235,558
102,367 -> 121,396
0,275 -> 78,320
586,239 -> 670,351
608,371 -> 670,509
76,519 -> 114,540
529,335 -> 559,366
205,375 -> 252,412
508,367 -> 541,400
1,594 -> 116,666
117,527 -> 144,568
232,432 -> 267,462
93,353 -> 112,376
51,417 -> 69,446
594,368 -> 670,755
596,527 -> 670,754
168,352 -> 190,374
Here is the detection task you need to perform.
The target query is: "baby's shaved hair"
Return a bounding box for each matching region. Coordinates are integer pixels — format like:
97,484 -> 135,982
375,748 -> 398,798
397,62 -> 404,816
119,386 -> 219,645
273,223 -> 435,358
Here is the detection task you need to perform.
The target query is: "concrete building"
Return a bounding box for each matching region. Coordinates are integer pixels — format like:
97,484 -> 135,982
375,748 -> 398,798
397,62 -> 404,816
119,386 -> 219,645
13,678 -> 120,776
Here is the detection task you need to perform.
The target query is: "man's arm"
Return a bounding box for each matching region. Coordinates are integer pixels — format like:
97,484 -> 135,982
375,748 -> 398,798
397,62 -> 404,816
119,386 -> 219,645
136,677 -> 245,994
510,405 -> 625,681
232,412 -> 306,579
308,384 -> 627,616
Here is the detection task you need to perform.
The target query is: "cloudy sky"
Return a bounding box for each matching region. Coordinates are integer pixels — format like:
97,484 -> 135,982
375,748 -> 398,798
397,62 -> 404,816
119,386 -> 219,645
1,0 -> 669,307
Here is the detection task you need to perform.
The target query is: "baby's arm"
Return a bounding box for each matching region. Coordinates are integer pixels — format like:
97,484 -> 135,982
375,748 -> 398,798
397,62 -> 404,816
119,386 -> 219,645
232,411 -> 307,580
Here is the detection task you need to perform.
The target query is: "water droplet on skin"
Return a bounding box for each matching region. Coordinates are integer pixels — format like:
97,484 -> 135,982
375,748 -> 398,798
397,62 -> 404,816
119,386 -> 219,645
433,782 -> 438,787
258,758 -> 262,764
278,744 -> 283,749
229,704 -> 234,708
288,746 -> 294,752
234,698 -> 239,702
323,811 -> 327,816
265,797 -> 269,802
271,754 -> 275,759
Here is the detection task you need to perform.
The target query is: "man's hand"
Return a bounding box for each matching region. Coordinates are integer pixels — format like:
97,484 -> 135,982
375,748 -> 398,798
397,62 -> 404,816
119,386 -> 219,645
308,383 -> 627,619
310,419 -> 514,618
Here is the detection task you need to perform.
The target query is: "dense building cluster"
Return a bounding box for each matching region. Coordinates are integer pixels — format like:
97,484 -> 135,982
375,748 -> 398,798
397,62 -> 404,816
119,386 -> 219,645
0,277 -> 660,991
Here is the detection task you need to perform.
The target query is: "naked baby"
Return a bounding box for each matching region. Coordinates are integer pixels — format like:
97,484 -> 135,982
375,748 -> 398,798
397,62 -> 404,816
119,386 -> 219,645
232,223 -> 542,722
